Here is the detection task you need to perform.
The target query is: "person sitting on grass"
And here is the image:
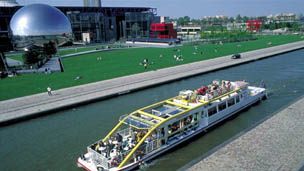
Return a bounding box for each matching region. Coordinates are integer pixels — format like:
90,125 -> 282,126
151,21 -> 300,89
140,58 -> 149,69
268,42 -> 272,46
176,55 -> 183,61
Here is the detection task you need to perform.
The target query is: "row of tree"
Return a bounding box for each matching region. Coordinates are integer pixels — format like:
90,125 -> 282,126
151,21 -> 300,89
171,14 -> 303,31
201,30 -> 256,42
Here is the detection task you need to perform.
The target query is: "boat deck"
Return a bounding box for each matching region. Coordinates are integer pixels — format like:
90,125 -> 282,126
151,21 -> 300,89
121,82 -> 245,130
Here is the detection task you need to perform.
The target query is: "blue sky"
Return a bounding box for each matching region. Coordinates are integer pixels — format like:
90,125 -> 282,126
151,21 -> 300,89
17,0 -> 304,18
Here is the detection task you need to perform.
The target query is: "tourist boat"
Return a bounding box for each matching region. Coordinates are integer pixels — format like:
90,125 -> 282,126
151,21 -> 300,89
77,80 -> 267,171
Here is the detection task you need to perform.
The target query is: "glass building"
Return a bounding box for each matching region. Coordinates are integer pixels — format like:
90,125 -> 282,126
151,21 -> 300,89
0,5 -> 156,51
125,11 -> 154,39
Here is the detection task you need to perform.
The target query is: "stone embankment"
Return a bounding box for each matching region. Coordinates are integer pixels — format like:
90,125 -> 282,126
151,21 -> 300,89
187,96 -> 304,171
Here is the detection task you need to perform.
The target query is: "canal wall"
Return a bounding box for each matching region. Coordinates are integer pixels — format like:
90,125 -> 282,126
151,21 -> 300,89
186,96 -> 304,171
1,41 -> 304,124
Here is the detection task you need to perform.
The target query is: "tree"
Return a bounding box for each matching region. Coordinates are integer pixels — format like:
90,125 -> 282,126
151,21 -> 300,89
177,16 -> 191,26
236,14 -> 242,23
23,48 -> 40,65
43,41 -> 57,57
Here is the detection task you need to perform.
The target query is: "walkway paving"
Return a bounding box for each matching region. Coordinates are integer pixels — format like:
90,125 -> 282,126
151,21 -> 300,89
1,41 -> 304,124
187,96 -> 304,171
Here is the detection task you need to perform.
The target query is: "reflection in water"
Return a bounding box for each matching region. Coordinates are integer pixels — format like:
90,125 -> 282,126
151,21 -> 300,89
0,49 -> 304,171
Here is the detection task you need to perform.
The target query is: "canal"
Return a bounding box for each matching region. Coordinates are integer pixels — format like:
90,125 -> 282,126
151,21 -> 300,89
1,49 -> 304,171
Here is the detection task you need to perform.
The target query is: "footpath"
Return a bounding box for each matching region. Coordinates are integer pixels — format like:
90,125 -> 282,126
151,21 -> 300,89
1,41 -> 304,124
187,96 -> 304,171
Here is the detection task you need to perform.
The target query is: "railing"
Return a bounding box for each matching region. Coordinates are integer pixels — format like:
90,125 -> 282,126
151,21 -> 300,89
119,114 -> 128,122
87,147 -> 109,170
116,127 -> 131,138
145,139 -> 160,154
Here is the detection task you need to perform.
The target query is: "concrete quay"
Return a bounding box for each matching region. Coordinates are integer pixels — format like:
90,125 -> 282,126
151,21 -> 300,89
187,97 -> 304,171
1,41 -> 304,124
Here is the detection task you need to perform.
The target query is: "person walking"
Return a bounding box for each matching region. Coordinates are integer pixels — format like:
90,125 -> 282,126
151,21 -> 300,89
47,86 -> 52,96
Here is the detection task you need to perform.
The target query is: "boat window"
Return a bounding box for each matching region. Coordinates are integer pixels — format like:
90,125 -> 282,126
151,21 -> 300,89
183,115 -> 193,126
194,112 -> 198,121
228,98 -> 235,107
168,121 -> 180,134
208,106 -> 217,116
236,95 -> 240,103
160,128 -> 165,137
218,102 -> 227,111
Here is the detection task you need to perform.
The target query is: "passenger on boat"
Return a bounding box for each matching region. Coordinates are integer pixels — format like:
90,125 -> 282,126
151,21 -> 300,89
110,148 -> 118,158
197,86 -> 208,95
109,153 -> 120,167
115,133 -> 123,143
169,124 -> 180,133
98,141 -> 107,153
184,116 -> 192,126
190,91 -> 197,102
136,131 -> 146,142
105,140 -> 115,157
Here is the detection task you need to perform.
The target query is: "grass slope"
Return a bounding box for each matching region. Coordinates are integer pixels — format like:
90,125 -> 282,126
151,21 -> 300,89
0,35 -> 302,101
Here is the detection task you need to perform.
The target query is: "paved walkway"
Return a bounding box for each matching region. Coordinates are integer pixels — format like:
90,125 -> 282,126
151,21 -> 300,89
188,97 -> 304,171
1,41 -> 304,123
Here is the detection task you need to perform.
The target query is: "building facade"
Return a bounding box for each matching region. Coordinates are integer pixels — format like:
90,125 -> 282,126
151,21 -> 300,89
226,22 -> 247,31
0,5 -> 156,51
177,26 -> 201,40
125,11 -> 154,39
150,23 -> 177,39
246,20 -> 262,32
267,13 -> 298,23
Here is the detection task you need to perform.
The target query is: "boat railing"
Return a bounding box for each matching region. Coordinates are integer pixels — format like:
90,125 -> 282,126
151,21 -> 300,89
119,114 -> 128,122
116,127 -> 131,138
87,147 -> 110,170
145,138 -> 160,154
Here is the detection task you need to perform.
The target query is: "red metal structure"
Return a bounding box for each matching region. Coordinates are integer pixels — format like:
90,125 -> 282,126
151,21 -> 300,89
150,23 -> 177,39
246,20 -> 262,32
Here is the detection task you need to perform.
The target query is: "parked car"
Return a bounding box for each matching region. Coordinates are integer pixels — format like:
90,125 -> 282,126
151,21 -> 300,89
231,54 -> 241,59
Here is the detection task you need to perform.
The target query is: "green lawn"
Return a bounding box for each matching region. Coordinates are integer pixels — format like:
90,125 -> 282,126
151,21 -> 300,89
0,35 -> 303,101
6,53 -> 23,62
57,45 -> 106,56
5,44 -> 107,61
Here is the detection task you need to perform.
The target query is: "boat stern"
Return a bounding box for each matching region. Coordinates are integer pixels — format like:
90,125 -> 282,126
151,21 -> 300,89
77,156 -> 97,171
248,86 -> 267,100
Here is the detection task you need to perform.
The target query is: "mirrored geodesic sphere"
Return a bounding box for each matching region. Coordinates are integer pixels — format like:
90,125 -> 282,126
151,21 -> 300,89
10,3 -> 73,50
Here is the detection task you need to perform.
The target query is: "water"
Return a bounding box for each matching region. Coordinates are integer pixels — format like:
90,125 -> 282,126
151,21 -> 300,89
1,49 -> 304,171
